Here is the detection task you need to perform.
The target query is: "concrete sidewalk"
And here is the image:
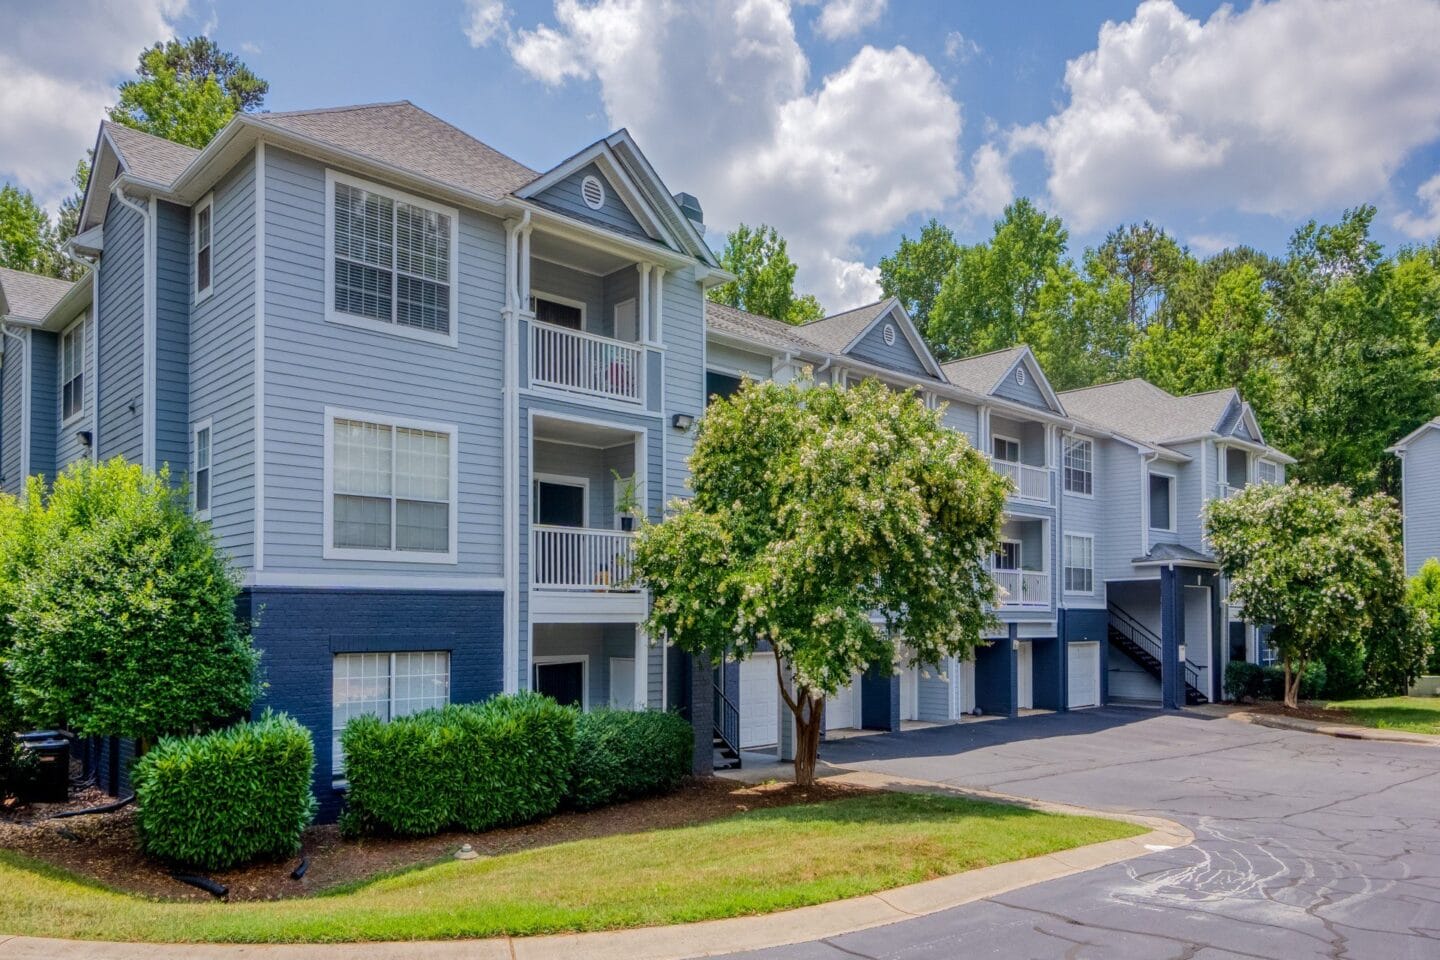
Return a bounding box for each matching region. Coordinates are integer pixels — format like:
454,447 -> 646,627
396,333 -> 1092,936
0,773 -> 1189,960
1193,702 -> 1440,746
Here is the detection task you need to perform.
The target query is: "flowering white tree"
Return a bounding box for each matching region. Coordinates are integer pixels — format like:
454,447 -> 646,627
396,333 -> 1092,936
634,376 -> 1008,785
1205,481 -> 1406,708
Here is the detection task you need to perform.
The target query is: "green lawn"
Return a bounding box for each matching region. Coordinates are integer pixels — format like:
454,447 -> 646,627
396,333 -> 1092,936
1325,696 -> 1440,735
0,792 -> 1141,944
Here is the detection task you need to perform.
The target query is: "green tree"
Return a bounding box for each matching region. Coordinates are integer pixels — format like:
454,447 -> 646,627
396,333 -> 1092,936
139,37 -> 269,113
1205,481 -> 1406,708
5,459 -> 259,749
928,199 -> 1068,358
633,377 -> 1009,785
109,39 -> 268,149
0,185 -> 62,277
878,218 -> 959,330
1091,221 -> 1190,329
54,159 -> 90,249
1406,558 -> 1440,676
707,223 -> 824,325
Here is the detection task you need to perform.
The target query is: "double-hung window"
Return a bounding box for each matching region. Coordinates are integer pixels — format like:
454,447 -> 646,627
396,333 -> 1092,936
992,435 -> 1020,464
326,410 -> 457,561
59,317 -> 85,424
328,172 -> 457,344
1063,437 -> 1093,495
194,194 -> 214,301
193,420 -> 212,518
1149,472 -> 1175,531
1255,460 -> 1282,485
1064,534 -> 1094,594
332,651 -> 450,774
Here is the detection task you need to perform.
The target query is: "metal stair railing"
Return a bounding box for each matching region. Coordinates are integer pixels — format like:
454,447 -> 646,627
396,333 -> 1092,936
1107,602 -> 1203,693
712,676 -> 741,765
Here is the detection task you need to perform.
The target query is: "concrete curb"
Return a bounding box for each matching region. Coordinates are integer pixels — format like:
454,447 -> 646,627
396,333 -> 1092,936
0,774 -> 1191,960
1225,709 -> 1440,746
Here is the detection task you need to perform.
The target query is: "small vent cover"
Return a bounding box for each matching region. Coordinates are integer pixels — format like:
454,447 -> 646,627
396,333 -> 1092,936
883,323 -> 896,345
581,175 -> 606,210
1016,366 -> 1027,385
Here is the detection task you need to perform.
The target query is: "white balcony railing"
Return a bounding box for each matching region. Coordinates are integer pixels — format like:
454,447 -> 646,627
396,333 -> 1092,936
532,525 -> 638,592
529,321 -> 644,404
993,459 -> 1052,503
1215,482 -> 1244,500
993,569 -> 1050,608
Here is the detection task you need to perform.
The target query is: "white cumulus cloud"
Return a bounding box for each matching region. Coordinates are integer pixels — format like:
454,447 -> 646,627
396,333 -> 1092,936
814,0 -> 886,40
1395,172 -> 1440,240
506,0 -> 961,311
0,0 -> 188,209
1007,0 -> 1440,231
463,0 -> 509,47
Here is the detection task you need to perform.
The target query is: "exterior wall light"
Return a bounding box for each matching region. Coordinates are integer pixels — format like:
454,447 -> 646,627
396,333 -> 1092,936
671,413 -> 695,431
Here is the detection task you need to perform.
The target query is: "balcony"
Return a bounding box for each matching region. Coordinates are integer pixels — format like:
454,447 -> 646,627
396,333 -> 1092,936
529,322 -> 645,405
531,526 -> 638,593
993,459 -> 1052,504
993,569 -> 1050,609
1215,482 -> 1243,500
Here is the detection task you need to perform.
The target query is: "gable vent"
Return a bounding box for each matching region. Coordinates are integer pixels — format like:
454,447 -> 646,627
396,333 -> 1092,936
883,323 -> 896,346
581,175 -> 606,210
1016,366 -> 1027,386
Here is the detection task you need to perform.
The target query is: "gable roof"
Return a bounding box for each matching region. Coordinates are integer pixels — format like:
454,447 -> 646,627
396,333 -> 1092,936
1059,380 -> 1237,445
940,346 -> 1027,395
103,121 -> 200,184
705,301 -> 824,356
254,101 -> 538,198
795,298 -> 944,379
1387,416 -> 1440,454
0,268 -> 76,324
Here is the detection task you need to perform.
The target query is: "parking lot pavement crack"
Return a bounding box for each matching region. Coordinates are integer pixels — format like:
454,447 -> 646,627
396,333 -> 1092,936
983,896 -> 1267,960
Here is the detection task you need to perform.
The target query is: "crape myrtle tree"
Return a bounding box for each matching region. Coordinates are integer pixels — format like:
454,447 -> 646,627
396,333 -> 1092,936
634,376 -> 1009,785
5,459 -> 259,752
1205,481 -> 1410,708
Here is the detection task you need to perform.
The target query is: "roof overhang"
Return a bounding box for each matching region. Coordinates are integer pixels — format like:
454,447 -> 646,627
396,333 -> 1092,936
993,346 -> 1067,417
1387,418 -> 1440,455
1131,556 -> 1220,570
705,327 -> 826,363
515,137 -> 677,251
1172,432 -> 1297,465
841,299 -> 946,380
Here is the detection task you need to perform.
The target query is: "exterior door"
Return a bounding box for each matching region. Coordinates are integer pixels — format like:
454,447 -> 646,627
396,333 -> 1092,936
609,657 -> 635,709
827,678 -> 857,730
1067,642 -> 1100,708
899,667 -> 918,721
739,654 -> 779,748
535,660 -> 585,709
1016,641 -> 1034,710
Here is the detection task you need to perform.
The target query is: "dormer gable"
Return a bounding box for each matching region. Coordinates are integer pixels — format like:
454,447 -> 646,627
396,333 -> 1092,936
796,298 -> 944,380
942,345 -> 1066,416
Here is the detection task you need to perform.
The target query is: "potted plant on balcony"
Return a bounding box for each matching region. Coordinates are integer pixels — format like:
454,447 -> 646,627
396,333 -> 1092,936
612,470 -> 644,533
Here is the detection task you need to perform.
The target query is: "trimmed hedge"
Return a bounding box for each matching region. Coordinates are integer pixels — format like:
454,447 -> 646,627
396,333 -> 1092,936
1224,661 -> 1266,702
570,709 -> 693,810
1224,660 -> 1327,703
132,711 -> 316,870
341,692 -> 576,837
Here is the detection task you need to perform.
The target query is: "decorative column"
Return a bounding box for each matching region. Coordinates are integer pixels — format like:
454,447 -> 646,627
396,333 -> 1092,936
1160,564 -> 1185,710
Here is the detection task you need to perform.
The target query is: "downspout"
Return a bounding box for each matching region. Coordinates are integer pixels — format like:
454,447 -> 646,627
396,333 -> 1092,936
111,185 -> 154,470
1140,448 -> 1159,557
1,323 -> 28,483
502,210 -> 530,695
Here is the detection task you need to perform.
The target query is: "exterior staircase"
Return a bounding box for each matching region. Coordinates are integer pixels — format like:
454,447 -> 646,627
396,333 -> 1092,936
712,676 -> 742,770
1107,603 -> 1209,705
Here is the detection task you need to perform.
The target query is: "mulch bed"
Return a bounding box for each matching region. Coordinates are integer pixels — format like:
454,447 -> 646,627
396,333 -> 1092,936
0,776 -> 871,902
1238,700 -> 1354,725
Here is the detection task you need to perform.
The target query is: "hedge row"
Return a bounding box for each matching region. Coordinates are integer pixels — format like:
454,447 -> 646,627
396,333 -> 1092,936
1223,660 -> 1328,703
339,696 -> 694,836
132,711 -> 316,871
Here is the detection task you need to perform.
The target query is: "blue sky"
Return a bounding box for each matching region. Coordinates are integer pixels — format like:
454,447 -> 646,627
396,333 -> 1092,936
4,0 -> 1440,310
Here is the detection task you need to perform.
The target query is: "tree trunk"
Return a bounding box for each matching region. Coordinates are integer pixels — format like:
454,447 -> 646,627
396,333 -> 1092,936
791,693 -> 824,787
1282,657 -> 1305,710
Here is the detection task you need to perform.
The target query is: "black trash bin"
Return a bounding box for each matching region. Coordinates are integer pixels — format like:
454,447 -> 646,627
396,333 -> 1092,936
17,734 -> 70,803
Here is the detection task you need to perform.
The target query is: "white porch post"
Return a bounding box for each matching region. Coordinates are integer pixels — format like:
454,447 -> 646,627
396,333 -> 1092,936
650,266 -> 666,343
634,624 -> 649,710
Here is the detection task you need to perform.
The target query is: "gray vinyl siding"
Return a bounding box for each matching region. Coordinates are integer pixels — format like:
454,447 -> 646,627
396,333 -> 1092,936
992,360 -> 1052,410
532,163 -> 651,242
940,397 -> 979,444
1060,433 -> 1103,607
153,201 -> 190,478
261,147 -> 506,577
990,413 -> 1046,466
529,622 -> 659,709
53,312 -> 95,473
846,316 -> 929,377
601,264 -> 639,340
189,153 -> 257,567
97,194 -> 146,464
1096,441 -> 1143,583
0,333 -> 21,494
662,267 -> 707,499
533,437 -> 639,528
27,330 -> 57,480
1403,430 -> 1440,575
531,258 -> 603,330
1170,440 -> 1205,546
707,341 -> 772,379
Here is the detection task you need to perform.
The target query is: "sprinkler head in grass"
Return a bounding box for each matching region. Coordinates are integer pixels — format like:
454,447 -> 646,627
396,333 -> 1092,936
455,843 -> 479,861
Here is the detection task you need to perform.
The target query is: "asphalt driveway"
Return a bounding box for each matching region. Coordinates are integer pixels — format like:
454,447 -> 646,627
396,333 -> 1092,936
722,707 -> 1440,959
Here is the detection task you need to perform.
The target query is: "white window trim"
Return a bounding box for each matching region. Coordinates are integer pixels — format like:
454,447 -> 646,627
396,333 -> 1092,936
533,654 -> 590,711
332,650 -> 452,774
1062,436 -> 1095,498
992,432 -> 1022,464
532,472 -> 591,525
1063,532 -> 1096,596
1148,468 -> 1178,532
193,192 -> 215,304
322,406 -> 460,564
323,169 -> 460,348
995,537 -> 1022,571
58,313 -> 87,427
530,290 -> 589,332
192,416 -> 213,521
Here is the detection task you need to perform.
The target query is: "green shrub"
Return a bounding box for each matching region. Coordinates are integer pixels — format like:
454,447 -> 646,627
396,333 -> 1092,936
569,710 -> 693,810
341,692 -> 576,837
1261,662 -> 1327,701
132,711 -> 316,870
1224,661 -> 1266,703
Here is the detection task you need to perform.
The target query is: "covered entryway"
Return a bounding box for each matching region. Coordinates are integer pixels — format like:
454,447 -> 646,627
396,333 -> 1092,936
739,654 -> 779,748
1067,641 -> 1101,708
827,678 -> 860,731
899,667 -> 919,721
1017,641 -> 1034,710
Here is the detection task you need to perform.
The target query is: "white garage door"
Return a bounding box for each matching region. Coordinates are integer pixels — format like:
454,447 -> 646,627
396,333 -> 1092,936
739,654 -> 779,748
827,680 -> 858,730
1068,642 -> 1101,708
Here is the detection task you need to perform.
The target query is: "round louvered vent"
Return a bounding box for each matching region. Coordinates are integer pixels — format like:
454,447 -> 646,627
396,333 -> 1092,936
581,175 -> 605,210
883,323 -> 896,345
1016,366 -> 1027,385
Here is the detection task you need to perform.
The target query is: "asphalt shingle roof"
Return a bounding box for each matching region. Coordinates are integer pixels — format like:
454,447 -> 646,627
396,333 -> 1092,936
705,301 -> 823,354
0,267 -> 76,323
1133,542 -> 1217,566
1059,379 -> 1236,445
255,101 -> 538,199
103,121 -> 200,184
940,346 -> 1028,395
795,299 -> 893,353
